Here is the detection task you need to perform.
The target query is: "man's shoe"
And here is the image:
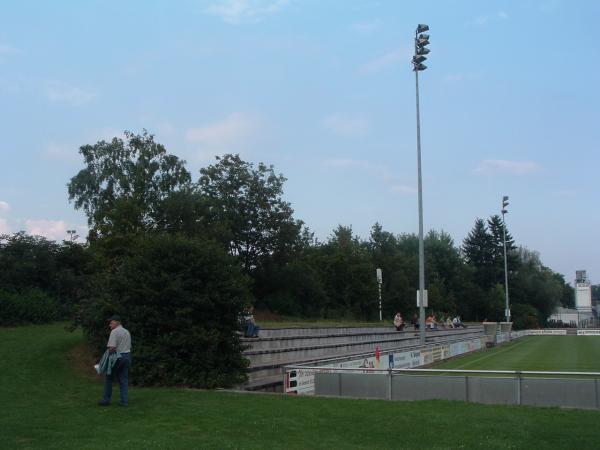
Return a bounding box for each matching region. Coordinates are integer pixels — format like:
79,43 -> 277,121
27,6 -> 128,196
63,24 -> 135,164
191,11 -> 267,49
98,400 -> 111,406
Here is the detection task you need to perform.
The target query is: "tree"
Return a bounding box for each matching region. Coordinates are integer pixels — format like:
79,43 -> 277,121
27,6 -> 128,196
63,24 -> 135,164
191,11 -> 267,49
510,248 -> 563,326
197,154 -> 304,274
462,218 -> 494,288
77,233 -> 250,388
592,285 -> 600,307
487,214 -> 517,285
368,224 -> 413,318
315,225 -> 378,319
68,130 -> 191,237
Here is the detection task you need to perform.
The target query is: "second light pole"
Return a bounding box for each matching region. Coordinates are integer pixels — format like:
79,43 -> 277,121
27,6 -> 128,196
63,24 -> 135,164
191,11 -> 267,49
501,196 -> 511,323
413,24 -> 430,345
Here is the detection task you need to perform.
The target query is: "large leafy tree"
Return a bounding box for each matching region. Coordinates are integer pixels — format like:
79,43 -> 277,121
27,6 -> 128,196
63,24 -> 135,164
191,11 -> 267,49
368,223 -> 414,318
197,154 -> 304,274
78,233 -> 250,388
316,225 -> 378,319
68,130 -> 191,237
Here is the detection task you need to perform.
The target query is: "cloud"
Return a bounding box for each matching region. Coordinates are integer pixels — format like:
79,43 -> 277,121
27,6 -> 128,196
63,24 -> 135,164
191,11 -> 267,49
0,201 -> 10,214
470,16 -> 489,26
557,188 -> 577,197
0,78 -> 20,94
350,20 -> 381,34
539,0 -> 560,13
46,81 -> 96,105
203,0 -> 290,24
467,11 -> 509,26
444,73 -> 481,83
322,115 -> 370,137
391,185 -> 417,194
24,219 -> 86,241
0,219 -> 9,234
186,113 -> 260,146
185,113 -> 263,162
361,47 -> 411,73
42,142 -> 80,163
473,159 -> 543,175
321,159 -> 416,195
0,44 -> 20,63
0,44 -> 19,55
85,128 -> 127,143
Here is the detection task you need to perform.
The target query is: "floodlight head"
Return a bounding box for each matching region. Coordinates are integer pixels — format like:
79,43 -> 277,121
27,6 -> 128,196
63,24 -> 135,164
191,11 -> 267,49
414,63 -> 427,71
503,195 -> 509,201
413,55 -> 427,64
501,209 -> 508,214
417,24 -> 429,33
416,47 -> 430,55
418,34 -> 430,41
416,37 -> 430,47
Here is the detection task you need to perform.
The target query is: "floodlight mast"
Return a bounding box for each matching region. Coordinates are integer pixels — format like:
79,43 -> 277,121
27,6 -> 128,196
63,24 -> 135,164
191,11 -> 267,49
501,196 -> 510,323
412,24 -> 430,345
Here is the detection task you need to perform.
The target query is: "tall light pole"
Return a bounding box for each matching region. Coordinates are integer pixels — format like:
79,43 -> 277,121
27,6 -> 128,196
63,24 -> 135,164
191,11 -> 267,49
413,24 -> 430,345
376,268 -> 383,322
501,196 -> 510,323
67,229 -> 77,242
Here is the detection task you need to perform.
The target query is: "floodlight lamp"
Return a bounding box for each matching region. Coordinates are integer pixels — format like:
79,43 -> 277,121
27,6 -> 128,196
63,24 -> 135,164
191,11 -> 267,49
417,24 -> 429,33
414,63 -> 427,71
417,38 -> 430,47
501,209 -> 508,214
416,47 -> 430,55
413,55 -> 427,64
418,34 -> 430,41
503,195 -> 509,201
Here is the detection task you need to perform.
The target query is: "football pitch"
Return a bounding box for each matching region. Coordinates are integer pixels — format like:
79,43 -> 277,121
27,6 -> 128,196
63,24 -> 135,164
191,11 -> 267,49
2,325 -> 600,449
432,335 -> 600,372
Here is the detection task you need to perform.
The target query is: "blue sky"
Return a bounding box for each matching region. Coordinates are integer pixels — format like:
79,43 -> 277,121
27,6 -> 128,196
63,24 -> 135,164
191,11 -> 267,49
1,0 -> 599,283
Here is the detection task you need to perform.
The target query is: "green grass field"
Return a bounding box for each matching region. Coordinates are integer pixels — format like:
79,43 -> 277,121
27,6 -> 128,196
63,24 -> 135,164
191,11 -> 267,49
432,336 -> 600,372
2,325 -> 600,449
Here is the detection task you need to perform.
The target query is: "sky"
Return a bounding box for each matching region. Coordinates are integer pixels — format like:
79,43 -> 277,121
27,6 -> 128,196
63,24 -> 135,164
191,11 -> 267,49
1,0 -> 599,284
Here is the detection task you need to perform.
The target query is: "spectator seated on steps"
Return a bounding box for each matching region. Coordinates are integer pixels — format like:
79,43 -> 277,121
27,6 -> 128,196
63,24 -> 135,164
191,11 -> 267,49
393,312 -> 405,331
243,305 -> 260,338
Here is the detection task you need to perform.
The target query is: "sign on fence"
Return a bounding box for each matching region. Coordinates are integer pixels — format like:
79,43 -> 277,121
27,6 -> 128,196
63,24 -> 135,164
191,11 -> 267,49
577,329 -> 600,335
527,329 -> 567,335
285,336 -> 487,395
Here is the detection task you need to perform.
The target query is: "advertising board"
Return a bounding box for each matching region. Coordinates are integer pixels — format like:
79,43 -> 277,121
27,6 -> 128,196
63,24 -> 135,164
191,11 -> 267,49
285,336 -> 488,395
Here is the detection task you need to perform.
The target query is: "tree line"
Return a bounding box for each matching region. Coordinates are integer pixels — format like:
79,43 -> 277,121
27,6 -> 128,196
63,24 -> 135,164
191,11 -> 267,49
0,131 -> 575,387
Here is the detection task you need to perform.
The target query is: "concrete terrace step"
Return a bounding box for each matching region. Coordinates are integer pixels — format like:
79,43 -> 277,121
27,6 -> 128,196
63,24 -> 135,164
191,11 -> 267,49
242,326 -> 479,352
242,330 -> 417,352
241,327 -> 483,390
256,326 -> 398,338
244,328 -> 481,367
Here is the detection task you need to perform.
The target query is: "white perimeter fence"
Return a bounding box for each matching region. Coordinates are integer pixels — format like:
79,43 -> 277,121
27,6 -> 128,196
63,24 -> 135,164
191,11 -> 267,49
312,367 -> 600,410
284,329 -> 600,396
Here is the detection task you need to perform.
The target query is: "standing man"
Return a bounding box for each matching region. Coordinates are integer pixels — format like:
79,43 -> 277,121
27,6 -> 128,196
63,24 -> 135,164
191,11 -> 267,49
98,315 -> 131,407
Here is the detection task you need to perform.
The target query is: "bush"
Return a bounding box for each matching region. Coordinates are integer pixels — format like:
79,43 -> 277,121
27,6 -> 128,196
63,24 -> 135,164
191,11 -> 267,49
0,289 -> 61,326
77,233 -> 251,388
511,303 -> 540,330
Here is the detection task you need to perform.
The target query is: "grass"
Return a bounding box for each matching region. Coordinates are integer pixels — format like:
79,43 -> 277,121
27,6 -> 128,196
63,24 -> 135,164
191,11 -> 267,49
1,324 -> 599,449
432,336 -> 600,373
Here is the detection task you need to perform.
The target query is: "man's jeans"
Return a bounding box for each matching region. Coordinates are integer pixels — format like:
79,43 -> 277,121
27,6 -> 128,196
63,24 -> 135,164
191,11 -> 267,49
245,323 -> 260,337
103,352 -> 131,405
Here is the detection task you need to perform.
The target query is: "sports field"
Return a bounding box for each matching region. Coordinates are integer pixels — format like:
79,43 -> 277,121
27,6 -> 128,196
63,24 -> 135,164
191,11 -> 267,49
2,325 -> 600,449
432,336 -> 600,372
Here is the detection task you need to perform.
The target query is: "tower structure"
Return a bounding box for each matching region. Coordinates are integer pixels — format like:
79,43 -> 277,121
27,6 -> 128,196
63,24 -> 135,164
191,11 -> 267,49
575,270 -> 592,313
